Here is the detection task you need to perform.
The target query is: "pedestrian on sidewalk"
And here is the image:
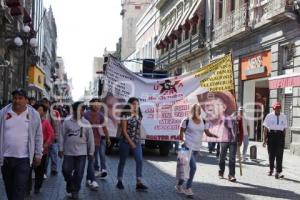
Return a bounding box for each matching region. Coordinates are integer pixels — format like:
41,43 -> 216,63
27,103 -> 55,194
237,107 -> 250,162
175,104 -> 218,198
59,101 -> 95,199
42,97 -> 61,177
84,98 -> 111,190
0,88 -> 43,200
116,97 -> 148,191
263,101 -> 287,179
218,113 -> 241,182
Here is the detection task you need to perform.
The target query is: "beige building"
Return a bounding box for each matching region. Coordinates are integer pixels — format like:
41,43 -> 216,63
121,0 -> 153,60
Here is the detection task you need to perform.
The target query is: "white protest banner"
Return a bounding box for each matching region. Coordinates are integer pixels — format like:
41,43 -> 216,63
103,54 -> 237,142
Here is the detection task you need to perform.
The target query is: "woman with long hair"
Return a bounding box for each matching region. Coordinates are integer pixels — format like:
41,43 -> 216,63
176,104 -> 217,198
116,97 -> 148,191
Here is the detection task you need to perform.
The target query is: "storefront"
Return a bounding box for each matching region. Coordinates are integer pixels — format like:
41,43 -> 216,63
241,51 -> 272,141
27,65 -> 45,100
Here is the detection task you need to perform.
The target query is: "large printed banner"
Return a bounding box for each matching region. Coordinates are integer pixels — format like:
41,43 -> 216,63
103,54 -> 236,142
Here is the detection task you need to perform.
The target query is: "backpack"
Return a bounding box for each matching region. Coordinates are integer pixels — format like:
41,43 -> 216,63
184,117 -> 206,129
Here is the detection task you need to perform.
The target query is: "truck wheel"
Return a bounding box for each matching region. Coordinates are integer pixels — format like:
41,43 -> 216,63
159,144 -> 170,156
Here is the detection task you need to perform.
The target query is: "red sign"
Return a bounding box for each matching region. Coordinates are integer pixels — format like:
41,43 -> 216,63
269,75 -> 300,89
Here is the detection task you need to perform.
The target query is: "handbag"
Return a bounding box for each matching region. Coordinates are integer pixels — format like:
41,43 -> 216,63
176,147 -> 192,181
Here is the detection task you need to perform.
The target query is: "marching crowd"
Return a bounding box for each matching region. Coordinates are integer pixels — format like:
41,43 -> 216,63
0,88 -> 288,200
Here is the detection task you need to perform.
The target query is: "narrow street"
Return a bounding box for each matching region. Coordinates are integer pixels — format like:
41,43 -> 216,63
1,142 -> 299,200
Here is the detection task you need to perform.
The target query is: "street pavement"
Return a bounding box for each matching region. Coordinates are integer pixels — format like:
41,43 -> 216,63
0,141 -> 299,200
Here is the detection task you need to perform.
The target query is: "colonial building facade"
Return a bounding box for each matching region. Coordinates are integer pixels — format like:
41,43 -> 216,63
154,0 -> 300,154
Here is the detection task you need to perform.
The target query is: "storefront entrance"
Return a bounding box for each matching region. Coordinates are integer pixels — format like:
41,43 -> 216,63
243,79 -> 269,141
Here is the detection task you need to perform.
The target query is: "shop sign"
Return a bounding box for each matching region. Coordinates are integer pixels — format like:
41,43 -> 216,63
241,51 -> 272,80
28,66 -> 45,89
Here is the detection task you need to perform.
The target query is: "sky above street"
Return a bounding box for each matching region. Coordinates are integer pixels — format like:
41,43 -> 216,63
44,0 -> 122,100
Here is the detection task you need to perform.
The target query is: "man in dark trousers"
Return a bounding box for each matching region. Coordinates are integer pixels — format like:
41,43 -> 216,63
263,101 -> 287,179
0,88 -> 43,200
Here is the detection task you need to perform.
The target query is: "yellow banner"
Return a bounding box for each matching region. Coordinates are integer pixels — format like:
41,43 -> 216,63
194,54 -> 234,92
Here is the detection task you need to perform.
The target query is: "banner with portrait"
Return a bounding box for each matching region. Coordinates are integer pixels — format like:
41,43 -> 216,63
103,54 -> 237,142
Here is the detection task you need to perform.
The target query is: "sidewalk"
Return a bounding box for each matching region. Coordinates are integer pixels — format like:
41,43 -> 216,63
246,141 -> 300,178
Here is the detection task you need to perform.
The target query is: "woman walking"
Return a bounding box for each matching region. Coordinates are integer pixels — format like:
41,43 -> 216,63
116,97 -> 148,191
176,104 -> 218,198
28,103 -> 54,194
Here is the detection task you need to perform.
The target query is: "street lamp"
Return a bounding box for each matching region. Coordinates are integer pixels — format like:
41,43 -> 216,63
13,25 -> 38,89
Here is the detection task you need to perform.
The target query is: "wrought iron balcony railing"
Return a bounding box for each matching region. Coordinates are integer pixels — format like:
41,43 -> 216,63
213,3 -> 248,44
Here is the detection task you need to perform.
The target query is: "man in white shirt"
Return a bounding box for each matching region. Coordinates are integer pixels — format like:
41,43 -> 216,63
263,102 -> 287,179
0,88 -> 43,200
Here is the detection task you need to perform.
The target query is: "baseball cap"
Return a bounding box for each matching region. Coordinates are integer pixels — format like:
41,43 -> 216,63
272,102 -> 282,109
11,88 -> 27,98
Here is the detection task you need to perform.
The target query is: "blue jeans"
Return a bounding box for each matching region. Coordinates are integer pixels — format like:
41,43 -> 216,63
219,143 -> 237,177
117,140 -> 143,181
94,139 -> 107,171
62,155 -> 86,193
86,156 -> 96,182
49,142 -> 59,172
178,151 -> 197,189
243,135 -> 249,158
1,157 -> 31,200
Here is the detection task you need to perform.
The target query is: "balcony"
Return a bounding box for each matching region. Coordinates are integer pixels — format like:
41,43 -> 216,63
249,0 -> 294,28
213,3 -> 249,45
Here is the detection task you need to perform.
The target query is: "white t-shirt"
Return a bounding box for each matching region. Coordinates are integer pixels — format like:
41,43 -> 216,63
263,112 -> 287,131
3,107 -> 30,158
180,117 -> 208,151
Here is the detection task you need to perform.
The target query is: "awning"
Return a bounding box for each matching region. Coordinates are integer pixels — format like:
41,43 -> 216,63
10,6 -> 22,16
177,0 -> 200,30
269,73 -> 300,89
22,7 -> 32,23
5,0 -> 20,7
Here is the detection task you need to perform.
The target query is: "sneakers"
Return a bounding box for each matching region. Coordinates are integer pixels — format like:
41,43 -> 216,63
116,181 -> 124,189
175,185 -> 184,194
184,188 -> 194,197
275,173 -> 284,179
228,175 -> 237,182
94,170 -> 102,177
100,170 -> 108,179
136,182 -> 148,191
218,171 -> 224,179
43,174 -> 48,179
86,180 -> 99,191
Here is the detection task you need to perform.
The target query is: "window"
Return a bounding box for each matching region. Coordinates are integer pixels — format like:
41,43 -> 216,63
177,32 -> 182,44
191,23 -> 197,35
171,40 -> 175,49
282,44 -> 295,69
218,0 -> 223,19
185,29 -> 189,40
230,0 -> 235,11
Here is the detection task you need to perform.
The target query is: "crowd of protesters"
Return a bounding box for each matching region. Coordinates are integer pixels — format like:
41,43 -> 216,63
0,88 -> 288,200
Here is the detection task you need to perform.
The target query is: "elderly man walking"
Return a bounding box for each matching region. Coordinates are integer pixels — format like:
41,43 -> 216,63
0,88 -> 43,200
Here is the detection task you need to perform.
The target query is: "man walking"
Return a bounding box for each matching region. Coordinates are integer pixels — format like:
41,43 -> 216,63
0,88 -> 43,200
42,97 -> 61,176
59,101 -> 95,199
263,102 -> 287,179
84,98 -> 111,182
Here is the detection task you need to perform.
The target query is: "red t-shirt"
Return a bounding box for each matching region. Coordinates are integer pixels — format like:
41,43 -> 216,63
84,111 -> 104,146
